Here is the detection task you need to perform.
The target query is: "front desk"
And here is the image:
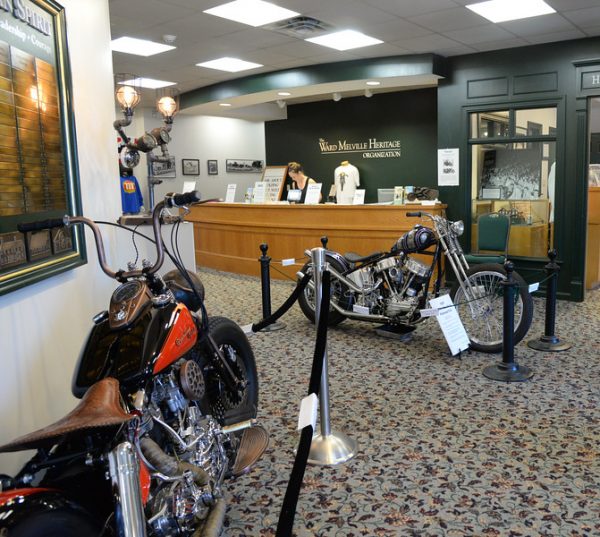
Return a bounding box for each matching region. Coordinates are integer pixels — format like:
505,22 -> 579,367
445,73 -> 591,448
186,203 -> 447,279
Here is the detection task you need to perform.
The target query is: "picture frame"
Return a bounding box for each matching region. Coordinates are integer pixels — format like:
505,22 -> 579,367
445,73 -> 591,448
207,160 -> 218,175
226,159 -> 264,173
0,0 -> 85,296
182,158 -> 200,176
149,156 -> 176,178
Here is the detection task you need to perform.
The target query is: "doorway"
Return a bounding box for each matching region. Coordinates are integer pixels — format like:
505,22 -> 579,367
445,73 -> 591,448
586,97 -> 600,290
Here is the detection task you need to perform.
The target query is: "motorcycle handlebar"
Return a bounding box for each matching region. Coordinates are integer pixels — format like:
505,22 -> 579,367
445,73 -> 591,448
17,217 -> 67,233
165,190 -> 202,209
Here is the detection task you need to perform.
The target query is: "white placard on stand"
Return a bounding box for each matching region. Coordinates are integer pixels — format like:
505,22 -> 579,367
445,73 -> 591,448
352,189 -> 366,205
225,184 -> 237,203
304,183 -> 322,205
182,181 -> 196,193
253,181 -> 267,203
438,148 -> 459,186
429,294 -> 470,355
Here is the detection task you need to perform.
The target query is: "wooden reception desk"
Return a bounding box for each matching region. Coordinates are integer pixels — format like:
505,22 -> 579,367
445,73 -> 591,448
186,202 -> 446,279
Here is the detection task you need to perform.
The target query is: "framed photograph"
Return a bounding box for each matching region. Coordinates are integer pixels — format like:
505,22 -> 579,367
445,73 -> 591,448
150,156 -> 176,178
182,158 -> 200,176
207,160 -> 218,175
226,159 -> 264,173
0,0 -> 86,296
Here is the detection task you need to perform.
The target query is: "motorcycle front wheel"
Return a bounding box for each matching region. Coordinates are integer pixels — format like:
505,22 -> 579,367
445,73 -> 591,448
199,316 -> 259,422
297,259 -> 348,326
450,263 -> 533,353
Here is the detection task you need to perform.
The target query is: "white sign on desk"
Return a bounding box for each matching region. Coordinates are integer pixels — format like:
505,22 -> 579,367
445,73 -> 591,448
428,294 -> 470,355
352,189 -> 365,205
253,181 -> 267,203
225,184 -> 237,203
304,183 -> 322,205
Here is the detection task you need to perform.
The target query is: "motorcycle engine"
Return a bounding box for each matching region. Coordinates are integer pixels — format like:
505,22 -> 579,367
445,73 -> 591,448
143,362 -> 232,536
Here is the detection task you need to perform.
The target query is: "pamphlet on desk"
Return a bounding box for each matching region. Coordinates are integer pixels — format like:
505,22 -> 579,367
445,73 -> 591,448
304,183 -> 322,205
225,184 -> 236,203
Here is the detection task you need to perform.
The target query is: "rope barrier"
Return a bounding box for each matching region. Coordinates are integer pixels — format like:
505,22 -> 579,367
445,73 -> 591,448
276,271 -> 331,537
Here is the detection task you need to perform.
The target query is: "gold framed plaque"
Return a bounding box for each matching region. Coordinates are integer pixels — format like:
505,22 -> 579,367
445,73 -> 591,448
0,0 -> 85,295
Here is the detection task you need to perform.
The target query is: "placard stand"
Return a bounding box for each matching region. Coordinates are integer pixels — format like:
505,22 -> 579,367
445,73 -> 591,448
307,247 -> 357,466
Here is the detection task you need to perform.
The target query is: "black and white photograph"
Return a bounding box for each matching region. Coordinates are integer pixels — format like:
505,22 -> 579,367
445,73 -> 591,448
207,160 -> 218,175
480,147 -> 541,199
182,158 -> 199,176
226,159 -> 264,173
150,156 -> 176,178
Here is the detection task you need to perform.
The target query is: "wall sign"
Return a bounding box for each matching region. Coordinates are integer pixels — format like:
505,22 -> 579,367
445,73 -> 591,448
318,137 -> 402,160
0,0 -> 84,296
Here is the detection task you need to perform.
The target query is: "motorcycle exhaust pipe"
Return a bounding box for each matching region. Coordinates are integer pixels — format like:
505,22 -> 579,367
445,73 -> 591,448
108,441 -> 148,537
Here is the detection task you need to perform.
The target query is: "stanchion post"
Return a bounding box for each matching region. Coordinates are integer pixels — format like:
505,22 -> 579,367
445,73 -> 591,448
307,247 -> 357,465
258,243 -> 285,332
527,250 -> 571,352
483,261 -> 534,382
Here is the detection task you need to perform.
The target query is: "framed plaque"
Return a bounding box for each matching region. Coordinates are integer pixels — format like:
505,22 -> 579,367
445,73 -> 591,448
0,0 -> 85,296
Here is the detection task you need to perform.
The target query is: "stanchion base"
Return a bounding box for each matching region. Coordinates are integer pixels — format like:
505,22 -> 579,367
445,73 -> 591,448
259,321 -> 286,332
483,362 -> 533,382
527,335 -> 571,352
307,431 -> 357,466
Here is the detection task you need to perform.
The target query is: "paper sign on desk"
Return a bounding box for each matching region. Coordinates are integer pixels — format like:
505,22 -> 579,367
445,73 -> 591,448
429,294 -> 470,355
182,181 -> 196,193
253,181 -> 267,203
304,183 -> 322,205
353,189 -> 366,205
225,184 -> 236,203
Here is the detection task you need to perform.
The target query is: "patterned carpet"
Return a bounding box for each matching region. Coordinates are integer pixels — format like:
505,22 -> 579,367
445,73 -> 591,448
198,268 -> 600,537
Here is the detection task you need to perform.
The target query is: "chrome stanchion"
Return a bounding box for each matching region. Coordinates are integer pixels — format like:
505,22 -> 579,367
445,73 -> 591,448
307,247 -> 357,466
258,243 -> 285,332
527,250 -> 571,352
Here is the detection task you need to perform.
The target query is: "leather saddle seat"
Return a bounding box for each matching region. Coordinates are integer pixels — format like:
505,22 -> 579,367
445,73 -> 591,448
343,251 -> 384,264
0,377 -> 133,453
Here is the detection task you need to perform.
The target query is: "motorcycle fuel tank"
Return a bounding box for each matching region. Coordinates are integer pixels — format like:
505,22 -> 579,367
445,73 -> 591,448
395,225 -> 436,253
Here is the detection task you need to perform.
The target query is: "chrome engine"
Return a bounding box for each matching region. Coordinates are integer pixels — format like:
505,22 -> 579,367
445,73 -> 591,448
141,362 -> 231,536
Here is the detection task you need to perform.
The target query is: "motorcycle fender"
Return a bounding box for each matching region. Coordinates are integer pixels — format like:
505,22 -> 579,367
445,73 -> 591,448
0,489 -> 95,530
324,251 -> 351,272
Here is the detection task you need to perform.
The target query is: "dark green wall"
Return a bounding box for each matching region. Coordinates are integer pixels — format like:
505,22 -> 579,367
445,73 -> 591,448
438,37 -> 600,301
265,88 -> 437,203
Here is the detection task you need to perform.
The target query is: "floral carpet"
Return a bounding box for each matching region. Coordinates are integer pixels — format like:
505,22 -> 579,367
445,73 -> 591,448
199,268 -> 600,537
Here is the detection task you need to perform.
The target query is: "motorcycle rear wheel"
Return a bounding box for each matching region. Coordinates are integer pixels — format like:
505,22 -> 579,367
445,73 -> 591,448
450,263 -> 533,353
298,260 -> 348,326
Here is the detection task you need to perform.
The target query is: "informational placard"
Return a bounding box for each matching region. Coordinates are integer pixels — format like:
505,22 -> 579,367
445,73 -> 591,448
260,166 -> 288,202
304,183 -> 322,205
438,148 -> 459,186
182,181 -> 196,193
253,181 -> 267,203
429,294 -> 470,355
225,184 -> 237,203
352,189 -> 366,205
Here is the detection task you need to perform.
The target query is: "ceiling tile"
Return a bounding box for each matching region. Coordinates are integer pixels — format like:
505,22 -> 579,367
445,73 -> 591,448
361,19 -> 435,41
390,33 -> 465,53
349,43 -> 414,58
471,37 -> 531,52
444,24 -> 515,45
109,0 -> 197,36
562,6 -> 600,29
304,0 -> 394,27
363,0 -> 462,18
525,29 -> 588,43
499,13 -> 577,36
407,7 -> 487,32
583,25 -> 600,37
546,0 -> 600,10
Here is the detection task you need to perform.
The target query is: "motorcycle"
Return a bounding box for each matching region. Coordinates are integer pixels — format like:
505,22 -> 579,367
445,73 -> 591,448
297,211 -> 533,353
0,191 -> 268,537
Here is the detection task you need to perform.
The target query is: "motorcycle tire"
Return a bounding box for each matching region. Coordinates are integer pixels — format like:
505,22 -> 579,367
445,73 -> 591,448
297,259 -> 348,327
450,263 -> 534,354
200,316 -> 259,423
9,510 -> 100,537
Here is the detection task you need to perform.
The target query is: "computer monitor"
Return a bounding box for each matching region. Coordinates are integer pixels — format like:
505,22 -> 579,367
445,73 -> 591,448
377,188 -> 395,204
287,189 -> 302,202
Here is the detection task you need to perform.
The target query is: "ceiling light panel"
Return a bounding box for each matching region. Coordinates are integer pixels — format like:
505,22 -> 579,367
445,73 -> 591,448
306,30 -> 383,51
466,0 -> 555,23
111,36 -> 176,57
120,78 -> 175,89
196,57 -> 263,72
204,0 -> 299,27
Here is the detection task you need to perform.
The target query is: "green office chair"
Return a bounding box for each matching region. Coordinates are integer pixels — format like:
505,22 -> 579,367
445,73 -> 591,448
465,212 -> 510,265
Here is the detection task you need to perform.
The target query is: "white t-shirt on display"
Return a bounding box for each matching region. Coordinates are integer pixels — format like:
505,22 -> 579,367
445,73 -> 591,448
334,163 -> 360,204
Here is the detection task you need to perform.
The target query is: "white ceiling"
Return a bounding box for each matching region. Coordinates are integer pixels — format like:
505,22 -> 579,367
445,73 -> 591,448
109,0 -> 600,117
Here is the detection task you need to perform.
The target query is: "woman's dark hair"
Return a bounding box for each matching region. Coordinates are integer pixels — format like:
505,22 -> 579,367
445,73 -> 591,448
287,161 -> 303,174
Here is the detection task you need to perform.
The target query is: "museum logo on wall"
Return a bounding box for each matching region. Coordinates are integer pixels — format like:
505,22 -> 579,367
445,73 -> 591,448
318,137 -> 402,160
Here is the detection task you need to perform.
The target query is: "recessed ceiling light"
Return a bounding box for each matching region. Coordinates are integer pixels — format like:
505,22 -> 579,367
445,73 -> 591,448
366,81 -> 381,86
196,57 -> 263,72
119,78 -> 175,89
111,36 -> 176,57
466,0 -> 555,23
204,0 -> 299,27
220,103 -> 232,107
306,30 -> 383,51
277,91 -> 292,96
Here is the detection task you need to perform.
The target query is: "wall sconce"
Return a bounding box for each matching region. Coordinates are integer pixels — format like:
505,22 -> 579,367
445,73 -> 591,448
156,87 -> 179,125
332,92 -> 342,102
114,73 -> 141,120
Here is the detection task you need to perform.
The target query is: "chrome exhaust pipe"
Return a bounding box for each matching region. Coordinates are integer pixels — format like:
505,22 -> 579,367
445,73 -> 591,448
108,441 -> 148,537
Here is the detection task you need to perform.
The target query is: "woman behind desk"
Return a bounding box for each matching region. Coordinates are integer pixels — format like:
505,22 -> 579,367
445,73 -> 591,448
287,161 -> 321,203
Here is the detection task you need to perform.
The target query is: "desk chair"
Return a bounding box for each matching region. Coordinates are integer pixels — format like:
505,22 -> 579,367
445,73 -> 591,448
465,212 -> 510,265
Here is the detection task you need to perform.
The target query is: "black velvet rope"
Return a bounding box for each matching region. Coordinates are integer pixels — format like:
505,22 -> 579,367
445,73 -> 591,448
276,270 -> 331,537
251,272 -> 312,332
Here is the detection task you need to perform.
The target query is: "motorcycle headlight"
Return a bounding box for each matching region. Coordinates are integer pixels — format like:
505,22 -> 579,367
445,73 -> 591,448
451,220 -> 464,236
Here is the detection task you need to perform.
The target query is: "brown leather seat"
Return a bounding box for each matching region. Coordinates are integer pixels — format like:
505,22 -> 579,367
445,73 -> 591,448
0,377 -> 133,453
